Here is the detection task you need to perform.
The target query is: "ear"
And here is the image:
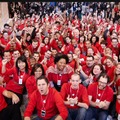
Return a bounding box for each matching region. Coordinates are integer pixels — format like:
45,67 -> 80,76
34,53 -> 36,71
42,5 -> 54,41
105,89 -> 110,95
69,79 -> 72,83
48,83 -> 50,87
79,79 -> 82,83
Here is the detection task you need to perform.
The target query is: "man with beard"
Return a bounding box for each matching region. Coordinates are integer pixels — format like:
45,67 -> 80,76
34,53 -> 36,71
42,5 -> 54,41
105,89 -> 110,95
84,73 -> 113,120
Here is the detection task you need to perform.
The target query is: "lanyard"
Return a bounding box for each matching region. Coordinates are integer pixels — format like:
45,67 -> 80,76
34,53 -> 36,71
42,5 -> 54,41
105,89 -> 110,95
96,86 -> 106,101
70,85 -> 79,98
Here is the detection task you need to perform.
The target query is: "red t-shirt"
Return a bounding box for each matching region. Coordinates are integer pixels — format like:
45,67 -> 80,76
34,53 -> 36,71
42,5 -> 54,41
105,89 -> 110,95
0,87 -> 7,111
24,88 -> 68,120
87,82 -> 113,107
116,100 -> 120,114
46,65 -> 74,86
4,67 -> 30,94
60,83 -> 89,109
26,75 -> 37,99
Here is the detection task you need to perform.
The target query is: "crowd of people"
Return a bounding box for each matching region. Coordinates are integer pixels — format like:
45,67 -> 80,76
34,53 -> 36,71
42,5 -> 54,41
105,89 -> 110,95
0,2 -> 120,120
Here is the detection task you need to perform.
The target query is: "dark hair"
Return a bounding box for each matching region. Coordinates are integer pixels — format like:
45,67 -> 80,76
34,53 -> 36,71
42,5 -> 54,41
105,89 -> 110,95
4,23 -> 10,28
42,36 -> 50,44
54,53 -> 69,64
97,72 -> 110,83
86,55 -> 94,60
90,35 -> 99,45
31,63 -> 45,75
36,75 -> 49,85
16,55 -> 29,74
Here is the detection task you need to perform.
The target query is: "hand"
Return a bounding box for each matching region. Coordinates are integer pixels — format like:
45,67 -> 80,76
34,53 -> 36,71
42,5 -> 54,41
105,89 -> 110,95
40,43 -> 45,47
2,59 -> 8,65
12,93 -> 20,104
55,115 -> 63,120
73,97 -> 78,104
98,101 -> 106,108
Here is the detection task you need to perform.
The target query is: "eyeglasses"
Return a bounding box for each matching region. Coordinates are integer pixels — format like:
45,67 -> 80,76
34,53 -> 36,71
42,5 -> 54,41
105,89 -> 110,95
98,81 -> 107,85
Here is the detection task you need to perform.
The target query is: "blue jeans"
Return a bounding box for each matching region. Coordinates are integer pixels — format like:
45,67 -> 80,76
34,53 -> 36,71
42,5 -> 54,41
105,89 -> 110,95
84,106 -> 108,120
67,107 -> 87,120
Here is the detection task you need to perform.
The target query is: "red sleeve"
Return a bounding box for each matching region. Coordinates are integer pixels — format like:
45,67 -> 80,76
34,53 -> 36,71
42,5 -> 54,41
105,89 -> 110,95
105,86 -> 113,102
54,90 -> 68,120
26,76 -> 37,99
116,100 -> 120,114
60,83 -> 69,100
87,83 -> 97,102
24,91 -> 37,117
80,85 -> 89,106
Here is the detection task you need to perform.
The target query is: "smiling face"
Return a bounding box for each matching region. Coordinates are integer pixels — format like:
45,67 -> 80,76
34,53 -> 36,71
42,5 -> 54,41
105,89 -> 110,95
56,58 -> 66,71
37,79 -> 49,95
34,67 -> 43,79
93,65 -> 102,75
18,60 -> 26,71
98,76 -> 108,90
3,52 -> 11,62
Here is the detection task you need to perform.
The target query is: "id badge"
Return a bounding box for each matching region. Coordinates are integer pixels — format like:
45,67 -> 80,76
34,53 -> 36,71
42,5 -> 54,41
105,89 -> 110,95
19,78 -> 22,85
96,99 -> 100,103
41,110 -> 46,117
57,80 -> 61,86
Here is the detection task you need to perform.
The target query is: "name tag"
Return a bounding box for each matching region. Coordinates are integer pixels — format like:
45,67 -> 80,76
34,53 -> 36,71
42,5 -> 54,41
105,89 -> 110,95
57,80 -> 61,86
19,78 -> 22,85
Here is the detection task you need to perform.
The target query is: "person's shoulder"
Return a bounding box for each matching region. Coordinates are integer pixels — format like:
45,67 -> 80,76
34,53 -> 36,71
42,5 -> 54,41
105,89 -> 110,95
30,89 -> 39,98
79,83 -> 87,89
106,86 -> 114,93
0,86 -> 6,92
88,82 -> 97,89
26,75 -> 35,83
62,82 -> 70,88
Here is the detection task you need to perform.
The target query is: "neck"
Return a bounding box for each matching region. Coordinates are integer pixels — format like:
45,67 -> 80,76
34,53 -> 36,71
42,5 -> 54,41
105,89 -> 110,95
20,68 -> 25,72
71,85 -> 79,90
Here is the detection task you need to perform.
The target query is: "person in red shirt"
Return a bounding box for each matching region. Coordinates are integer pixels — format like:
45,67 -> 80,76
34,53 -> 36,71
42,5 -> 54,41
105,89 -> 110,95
0,31 -> 10,51
0,50 -> 14,84
26,63 -> 45,99
82,63 -> 105,87
61,36 -> 74,55
24,75 -> 68,120
0,86 -> 22,120
1,55 -> 30,106
76,55 -> 95,85
73,47 -> 86,67
5,38 -> 22,53
41,50 -> 54,68
28,39 -> 40,54
84,73 -> 114,120
46,53 -> 74,92
67,52 -> 77,71
60,73 -> 89,120
108,37 -> 120,56
40,36 -> 51,55
105,56 -> 116,88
